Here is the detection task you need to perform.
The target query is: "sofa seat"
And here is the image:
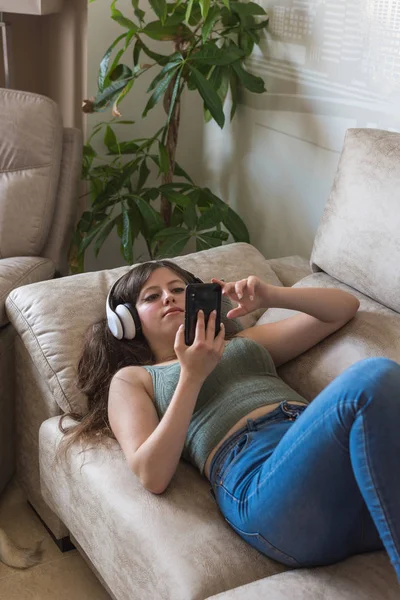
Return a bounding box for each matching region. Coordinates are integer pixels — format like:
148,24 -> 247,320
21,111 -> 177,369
206,551 -> 399,599
39,416 -> 288,600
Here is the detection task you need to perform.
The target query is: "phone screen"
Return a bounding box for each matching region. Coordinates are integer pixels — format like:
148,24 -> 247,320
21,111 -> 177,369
184,283 -> 222,346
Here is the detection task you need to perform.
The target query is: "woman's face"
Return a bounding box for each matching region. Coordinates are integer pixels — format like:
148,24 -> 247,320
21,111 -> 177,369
135,267 -> 187,340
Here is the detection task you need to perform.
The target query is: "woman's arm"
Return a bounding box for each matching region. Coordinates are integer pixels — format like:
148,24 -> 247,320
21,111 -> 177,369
110,311 -> 225,494
212,277 -> 360,367
262,285 -> 360,323
110,369 -> 203,495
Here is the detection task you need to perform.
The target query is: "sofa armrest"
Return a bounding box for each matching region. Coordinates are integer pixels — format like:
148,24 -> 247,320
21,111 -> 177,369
0,257 -> 54,326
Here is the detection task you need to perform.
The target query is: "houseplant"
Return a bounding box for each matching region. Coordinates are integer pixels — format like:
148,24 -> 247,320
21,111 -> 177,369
71,0 -> 268,272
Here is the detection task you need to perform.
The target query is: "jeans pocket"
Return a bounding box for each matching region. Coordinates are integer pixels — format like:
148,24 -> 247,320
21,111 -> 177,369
217,432 -> 252,485
225,517 -> 301,567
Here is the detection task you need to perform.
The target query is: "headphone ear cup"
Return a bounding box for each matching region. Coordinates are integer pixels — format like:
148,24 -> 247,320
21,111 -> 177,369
115,304 -> 140,340
107,311 -> 124,340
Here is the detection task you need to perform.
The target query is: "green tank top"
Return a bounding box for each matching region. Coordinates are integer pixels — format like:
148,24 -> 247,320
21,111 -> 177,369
143,336 -> 307,474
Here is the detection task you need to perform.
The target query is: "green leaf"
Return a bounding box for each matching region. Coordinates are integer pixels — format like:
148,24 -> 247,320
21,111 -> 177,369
190,44 -> 245,66
189,66 -> 225,128
133,39 -> 142,65
152,226 -> 188,240
222,205 -> 250,242
120,207 -> 133,263
202,6 -> 220,42
109,63 -> 133,82
83,144 -> 97,158
183,203 -> 197,229
77,211 -> 93,233
143,20 -> 189,41
154,232 -> 191,258
143,68 -> 179,117
159,182 -> 193,192
239,31 -> 254,56
185,0 -> 194,24
94,78 -> 133,110
221,0 -> 229,9
196,231 -> 225,251
98,33 -> 127,91
133,196 -> 164,235
159,142 -> 169,173
197,205 -> 224,230
149,0 -> 168,23
94,219 -> 115,257
171,206 -> 184,226
107,140 -> 139,155
166,66 -> 183,127
78,221 -> 107,257
229,71 -> 238,120
111,8 -> 138,30
134,7 -> 146,21
112,79 -> 134,116
174,162 -> 193,182
104,126 -> 118,150
162,190 -> 190,207
231,1 -> 267,17
147,54 -> 183,92
137,160 -> 150,191
139,39 -> 170,65
199,0 -> 210,20
231,61 -> 266,93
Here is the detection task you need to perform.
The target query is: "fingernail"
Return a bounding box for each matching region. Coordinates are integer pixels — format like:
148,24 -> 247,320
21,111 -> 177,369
238,293 -> 242,299
250,295 -> 254,301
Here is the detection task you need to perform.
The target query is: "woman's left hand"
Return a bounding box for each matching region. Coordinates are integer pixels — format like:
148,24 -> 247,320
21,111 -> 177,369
211,276 -> 269,319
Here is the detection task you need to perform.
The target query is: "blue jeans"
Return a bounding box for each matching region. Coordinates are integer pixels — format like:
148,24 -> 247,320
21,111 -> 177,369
209,357 -> 400,582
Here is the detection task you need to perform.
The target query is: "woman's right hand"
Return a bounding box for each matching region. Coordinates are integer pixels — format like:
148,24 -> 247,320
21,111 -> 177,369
174,310 -> 225,383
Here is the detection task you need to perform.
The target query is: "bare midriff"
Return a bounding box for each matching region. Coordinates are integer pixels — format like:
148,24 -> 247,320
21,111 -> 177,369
202,400 -> 306,480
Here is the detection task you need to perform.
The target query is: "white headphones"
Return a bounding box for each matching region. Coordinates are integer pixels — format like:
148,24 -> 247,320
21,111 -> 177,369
106,268 -> 203,341
106,277 -> 142,340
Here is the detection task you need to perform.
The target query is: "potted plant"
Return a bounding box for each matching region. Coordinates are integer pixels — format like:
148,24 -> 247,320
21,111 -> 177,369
71,0 -> 268,272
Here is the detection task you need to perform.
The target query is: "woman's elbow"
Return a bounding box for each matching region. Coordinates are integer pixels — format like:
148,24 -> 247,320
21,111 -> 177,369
128,457 -> 169,495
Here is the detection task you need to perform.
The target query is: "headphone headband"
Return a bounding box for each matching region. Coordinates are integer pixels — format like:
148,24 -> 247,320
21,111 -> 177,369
106,265 -> 203,340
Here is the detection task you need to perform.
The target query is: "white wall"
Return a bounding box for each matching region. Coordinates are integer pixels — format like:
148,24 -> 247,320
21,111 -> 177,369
86,0 -> 400,270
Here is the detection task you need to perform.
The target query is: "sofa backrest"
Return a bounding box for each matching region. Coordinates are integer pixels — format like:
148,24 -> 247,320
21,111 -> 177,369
311,128 -> 400,314
0,89 -> 63,258
6,243 -> 283,415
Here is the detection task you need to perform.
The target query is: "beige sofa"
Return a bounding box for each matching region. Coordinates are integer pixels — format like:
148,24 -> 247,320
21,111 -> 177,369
6,128 -> 400,599
0,89 -> 82,495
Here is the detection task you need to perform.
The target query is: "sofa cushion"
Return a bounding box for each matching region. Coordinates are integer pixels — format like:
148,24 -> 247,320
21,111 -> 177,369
0,89 -> 63,258
257,272 -> 400,402
6,243 -> 283,415
266,255 -> 311,287
39,415 -> 288,600
310,128 -> 400,314
206,551 -> 398,599
0,257 -> 55,326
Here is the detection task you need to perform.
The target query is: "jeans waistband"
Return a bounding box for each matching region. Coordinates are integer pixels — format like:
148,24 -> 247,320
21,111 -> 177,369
209,401 -> 307,486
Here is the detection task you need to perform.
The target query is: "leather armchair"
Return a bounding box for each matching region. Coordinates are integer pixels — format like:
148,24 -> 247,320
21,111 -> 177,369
0,88 -> 82,494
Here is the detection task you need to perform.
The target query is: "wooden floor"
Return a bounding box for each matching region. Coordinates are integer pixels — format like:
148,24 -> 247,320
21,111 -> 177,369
0,477 -> 111,600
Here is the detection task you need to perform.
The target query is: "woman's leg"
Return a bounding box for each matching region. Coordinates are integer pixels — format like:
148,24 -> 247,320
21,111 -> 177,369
213,357 -> 400,581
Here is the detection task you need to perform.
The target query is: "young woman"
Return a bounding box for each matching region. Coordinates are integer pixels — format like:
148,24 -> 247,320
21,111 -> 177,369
59,259 -> 400,582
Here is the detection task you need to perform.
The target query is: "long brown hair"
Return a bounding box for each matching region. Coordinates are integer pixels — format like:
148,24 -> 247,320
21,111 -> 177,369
57,260 -> 203,461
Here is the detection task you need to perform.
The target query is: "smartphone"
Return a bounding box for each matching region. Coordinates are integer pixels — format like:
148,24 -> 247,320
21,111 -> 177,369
184,283 -> 222,346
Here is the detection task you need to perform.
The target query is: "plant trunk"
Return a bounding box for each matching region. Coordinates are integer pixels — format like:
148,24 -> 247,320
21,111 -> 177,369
160,73 -> 181,227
